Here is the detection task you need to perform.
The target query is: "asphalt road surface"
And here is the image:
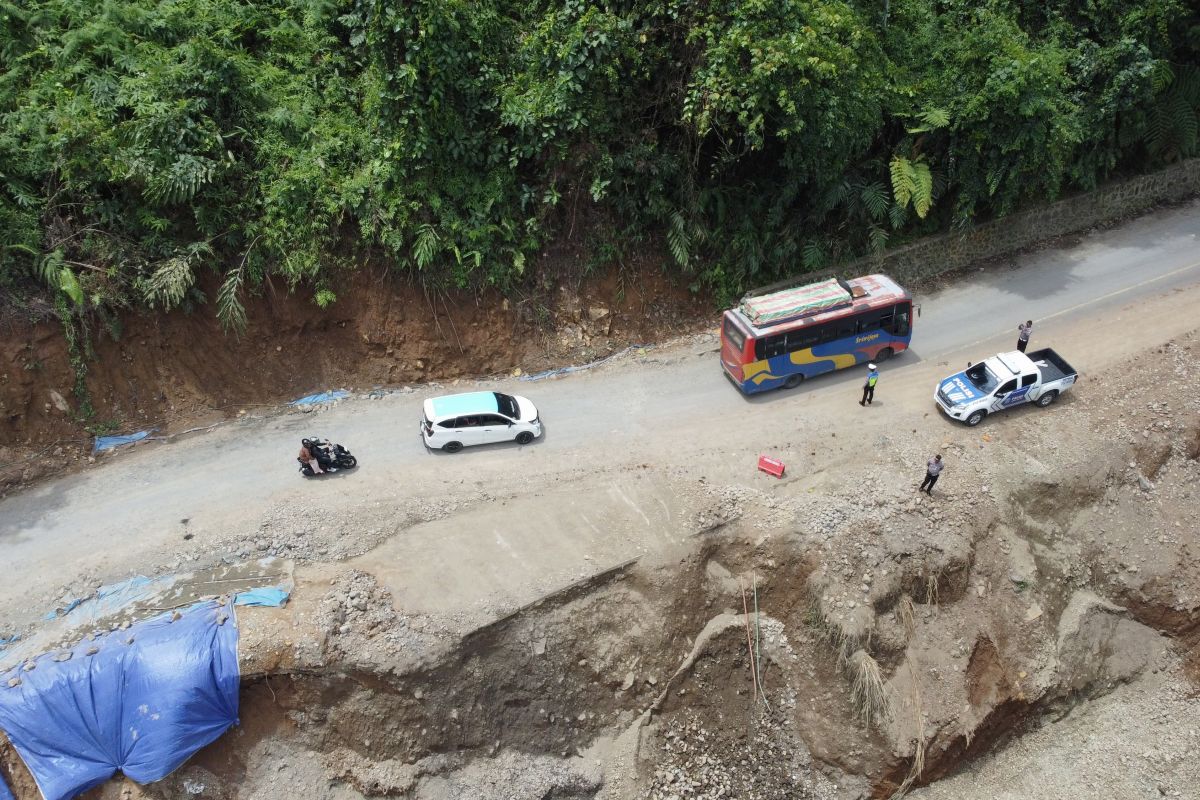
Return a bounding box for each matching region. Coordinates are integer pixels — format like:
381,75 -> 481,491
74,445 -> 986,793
2,199 -> 1198,626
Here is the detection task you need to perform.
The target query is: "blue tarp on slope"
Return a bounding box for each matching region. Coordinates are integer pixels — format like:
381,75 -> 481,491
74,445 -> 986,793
0,772 -> 12,800
519,344 -> 651,382
93,429 -> 154,453
0,600 -> 239,800
233,586 -> 290,607
289,390 -> 349,406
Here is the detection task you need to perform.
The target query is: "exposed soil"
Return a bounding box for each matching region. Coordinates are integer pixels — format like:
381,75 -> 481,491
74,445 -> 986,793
2,198 -> 1199,800
0,266 -> 710,491
3,329 -> 1194,800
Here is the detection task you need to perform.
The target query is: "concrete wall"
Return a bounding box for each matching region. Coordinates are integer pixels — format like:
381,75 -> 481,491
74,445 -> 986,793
849,158 -> 1200,285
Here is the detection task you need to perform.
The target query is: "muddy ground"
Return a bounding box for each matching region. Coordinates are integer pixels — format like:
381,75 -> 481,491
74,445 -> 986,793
4,326 -> 1195,800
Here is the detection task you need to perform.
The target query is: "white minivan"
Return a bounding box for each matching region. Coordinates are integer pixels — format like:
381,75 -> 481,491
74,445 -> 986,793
421,391 -> 542,452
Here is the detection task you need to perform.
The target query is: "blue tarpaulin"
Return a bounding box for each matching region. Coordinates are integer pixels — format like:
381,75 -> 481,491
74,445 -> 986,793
519,344 -> 650,382
233,587 -> 290,607
289,390 -> 349,406
0,600 -> 240,800
0,773 -> 13,800
43,576 -> 170,622
93,429 -> 154,453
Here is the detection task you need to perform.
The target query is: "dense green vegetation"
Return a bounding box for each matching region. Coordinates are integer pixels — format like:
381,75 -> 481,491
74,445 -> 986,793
2,0 -> 1198,325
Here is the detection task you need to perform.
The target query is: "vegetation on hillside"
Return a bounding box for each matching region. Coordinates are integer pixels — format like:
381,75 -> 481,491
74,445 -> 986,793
2,0 -> 1198,326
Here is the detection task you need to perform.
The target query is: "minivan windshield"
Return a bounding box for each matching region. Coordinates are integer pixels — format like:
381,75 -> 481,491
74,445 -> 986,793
964,363 -> 1000,393
495,392 -> 520,419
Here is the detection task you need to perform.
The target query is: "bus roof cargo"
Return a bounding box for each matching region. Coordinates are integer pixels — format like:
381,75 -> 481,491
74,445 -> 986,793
738,278 -> 852,327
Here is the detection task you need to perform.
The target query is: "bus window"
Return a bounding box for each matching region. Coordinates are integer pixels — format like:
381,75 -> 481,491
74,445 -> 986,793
723,316 -> 747,353
856,311 -> 886,334
880,303 -> 910,337
755,334 -> 787,360
830,320 -> 856,342
785,328 -> 814,351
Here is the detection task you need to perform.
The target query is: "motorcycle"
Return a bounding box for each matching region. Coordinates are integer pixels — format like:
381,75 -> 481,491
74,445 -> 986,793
297,437 -> 358,477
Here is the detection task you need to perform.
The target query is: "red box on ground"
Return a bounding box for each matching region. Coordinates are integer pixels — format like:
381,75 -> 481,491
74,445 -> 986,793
757,455 -> 785,478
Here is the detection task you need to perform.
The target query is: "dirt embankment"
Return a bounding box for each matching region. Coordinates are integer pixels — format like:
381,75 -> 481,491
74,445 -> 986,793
0,268 -> 709,490
3,333 -> 1188,800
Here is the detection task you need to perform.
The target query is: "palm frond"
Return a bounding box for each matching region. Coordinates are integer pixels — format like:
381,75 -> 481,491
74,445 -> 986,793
216,266 -> 247,333
912,161 -> 934,219
889,157 -> 915,209
801,239 -> 826,270
861,181 -> 890,221
667,210 -> 690,268
413,224 -> 440,270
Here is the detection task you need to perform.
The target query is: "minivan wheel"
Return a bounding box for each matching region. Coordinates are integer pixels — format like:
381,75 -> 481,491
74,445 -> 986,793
783,374 -> 804,389
515,431 -> 535,445
443,441 -> 464,453
965,410 -> 987,427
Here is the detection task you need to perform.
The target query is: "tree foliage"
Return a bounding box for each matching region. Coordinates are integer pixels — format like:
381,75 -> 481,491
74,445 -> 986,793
1,0 -> 1197,319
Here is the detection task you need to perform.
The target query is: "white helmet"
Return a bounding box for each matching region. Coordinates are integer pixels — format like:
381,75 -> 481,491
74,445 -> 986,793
868,363 -> 877,370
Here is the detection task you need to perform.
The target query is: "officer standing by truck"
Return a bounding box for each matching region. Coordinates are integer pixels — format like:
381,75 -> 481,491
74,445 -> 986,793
1017,320 -> 1033,352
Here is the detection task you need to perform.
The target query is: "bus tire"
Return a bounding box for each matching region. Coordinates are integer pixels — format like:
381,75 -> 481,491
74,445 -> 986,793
1036,390 -> 1058,408
965,410 -> 987,427
876,347 -> 894,362
783,374 -> 804,389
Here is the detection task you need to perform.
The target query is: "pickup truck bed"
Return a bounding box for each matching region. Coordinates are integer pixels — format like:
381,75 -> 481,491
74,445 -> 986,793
1025,348 -> 1075,384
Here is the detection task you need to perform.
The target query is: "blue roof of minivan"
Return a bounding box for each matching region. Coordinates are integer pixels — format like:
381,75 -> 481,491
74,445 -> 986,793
430,392 -> 499,418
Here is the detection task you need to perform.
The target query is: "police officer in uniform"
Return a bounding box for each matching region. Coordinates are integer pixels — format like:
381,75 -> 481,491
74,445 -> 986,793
860,362 -> 879,406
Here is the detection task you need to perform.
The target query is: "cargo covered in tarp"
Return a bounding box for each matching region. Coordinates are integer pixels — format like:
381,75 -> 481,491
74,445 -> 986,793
739,278 -> 852,327
0,600 -> 239,800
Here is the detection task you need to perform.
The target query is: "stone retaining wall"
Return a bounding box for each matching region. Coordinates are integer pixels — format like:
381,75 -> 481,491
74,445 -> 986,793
850,158 -> 1200,285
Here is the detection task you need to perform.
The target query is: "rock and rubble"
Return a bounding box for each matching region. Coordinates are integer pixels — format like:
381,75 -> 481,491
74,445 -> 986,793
2,323 -> 1198,800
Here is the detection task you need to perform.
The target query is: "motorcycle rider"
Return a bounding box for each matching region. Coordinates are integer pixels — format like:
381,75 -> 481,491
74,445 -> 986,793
299,440 -> 323,475
313,438 -> 335,468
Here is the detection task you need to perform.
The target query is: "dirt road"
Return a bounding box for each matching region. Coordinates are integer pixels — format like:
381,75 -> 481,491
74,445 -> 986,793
1,200 -> 1199,634
2,204 -> 1200,800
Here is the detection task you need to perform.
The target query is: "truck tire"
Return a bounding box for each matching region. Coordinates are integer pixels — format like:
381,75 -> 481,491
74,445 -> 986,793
1036,390 -> 1058,408
965,409 -> 987,427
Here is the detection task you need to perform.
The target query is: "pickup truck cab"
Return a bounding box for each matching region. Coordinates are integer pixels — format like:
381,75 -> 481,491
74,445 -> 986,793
935,348 -> 1077,427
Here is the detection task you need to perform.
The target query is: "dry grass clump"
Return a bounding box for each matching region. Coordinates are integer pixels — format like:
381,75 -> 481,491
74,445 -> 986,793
848,649 -> 891,727
897,593 -> 917,640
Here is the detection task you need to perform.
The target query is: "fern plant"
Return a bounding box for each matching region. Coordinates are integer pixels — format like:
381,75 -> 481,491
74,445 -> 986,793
1148,63 -> 1200,161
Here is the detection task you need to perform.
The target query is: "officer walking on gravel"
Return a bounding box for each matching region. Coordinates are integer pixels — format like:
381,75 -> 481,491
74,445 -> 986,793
919,454 -> 943,495
859,363 -> 879,406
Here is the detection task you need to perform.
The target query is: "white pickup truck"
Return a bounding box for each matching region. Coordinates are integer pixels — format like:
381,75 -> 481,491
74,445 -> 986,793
935,348 -> 1078,427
